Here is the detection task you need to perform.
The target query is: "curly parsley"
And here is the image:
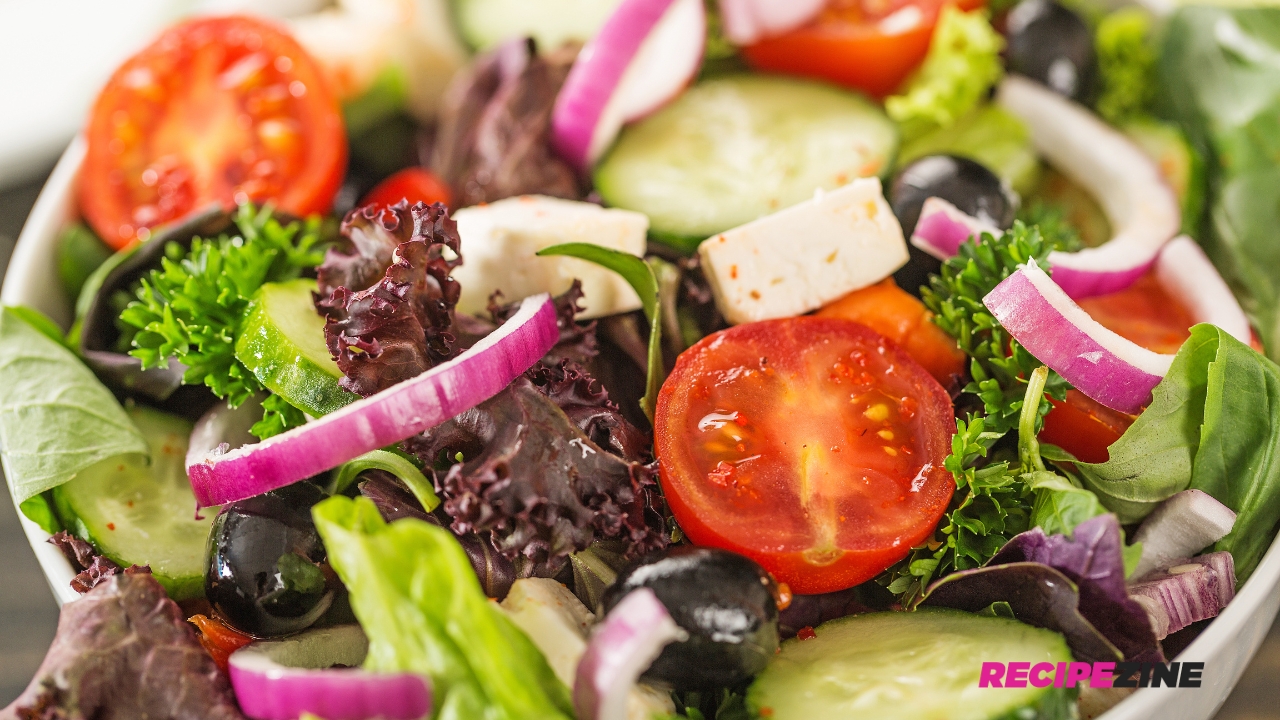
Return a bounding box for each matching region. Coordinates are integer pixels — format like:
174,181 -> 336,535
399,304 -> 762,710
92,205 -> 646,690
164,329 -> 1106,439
119,204 -> 328,438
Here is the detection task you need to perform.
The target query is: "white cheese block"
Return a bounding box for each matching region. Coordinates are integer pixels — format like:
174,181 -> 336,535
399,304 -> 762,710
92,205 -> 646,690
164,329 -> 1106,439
697,178 -> 909,325
452,196 -> 648,320
500,578 -> 675,719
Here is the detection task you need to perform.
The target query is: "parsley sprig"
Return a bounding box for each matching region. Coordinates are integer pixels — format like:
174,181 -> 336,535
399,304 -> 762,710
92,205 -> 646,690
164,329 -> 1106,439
885,224 -> 1079,604
119,204 -> 327,437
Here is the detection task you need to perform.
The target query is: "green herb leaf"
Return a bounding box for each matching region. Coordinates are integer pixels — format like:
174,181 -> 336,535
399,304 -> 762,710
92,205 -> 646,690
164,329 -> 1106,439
0,307 -> 149,503
331,449 -> 440,512
19,492 -> 62,535
119,204 -> 327,411
313,495 -> 573,719
1095,8 -> 1157,126
537,243 -> 664,420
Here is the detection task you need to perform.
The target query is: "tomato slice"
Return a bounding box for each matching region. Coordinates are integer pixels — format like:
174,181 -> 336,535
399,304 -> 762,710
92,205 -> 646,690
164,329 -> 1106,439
817,278 -> 966,387
188,613 -> 253,672
655,318 -> 956,594
81,15 -> 347,250
741,0 -> 985,98
1040,389 -> 1135,464
360,168 -> 453,209
1076,270 -> 1195,355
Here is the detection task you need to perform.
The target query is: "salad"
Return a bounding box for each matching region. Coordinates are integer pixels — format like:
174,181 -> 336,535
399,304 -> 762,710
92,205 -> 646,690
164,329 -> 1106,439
2,0 -> 1279,719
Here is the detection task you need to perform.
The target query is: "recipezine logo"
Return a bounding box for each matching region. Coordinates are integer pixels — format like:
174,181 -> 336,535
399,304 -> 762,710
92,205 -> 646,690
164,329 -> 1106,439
979,661 -> 1206,688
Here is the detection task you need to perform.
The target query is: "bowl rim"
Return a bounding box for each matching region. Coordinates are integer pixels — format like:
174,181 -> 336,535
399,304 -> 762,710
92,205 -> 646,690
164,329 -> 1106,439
6,140 -> 1280,718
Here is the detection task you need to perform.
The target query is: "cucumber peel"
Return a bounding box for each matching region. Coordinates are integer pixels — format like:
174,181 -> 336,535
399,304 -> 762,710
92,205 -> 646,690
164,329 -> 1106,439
235,279 -> 355,418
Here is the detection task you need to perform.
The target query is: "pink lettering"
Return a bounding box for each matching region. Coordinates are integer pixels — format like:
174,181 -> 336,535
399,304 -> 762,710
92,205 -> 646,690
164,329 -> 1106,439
1090,662 -> 1115,688
1053,662 -> 1067,688
1006,662 -> 1030,688
1030,662 -> 1055,688
979,662 -> 1006,688
1066,662 -> 1093,685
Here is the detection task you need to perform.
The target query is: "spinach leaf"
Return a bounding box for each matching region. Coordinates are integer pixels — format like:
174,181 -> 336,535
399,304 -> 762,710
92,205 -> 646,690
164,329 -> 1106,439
1159,8 -> 1280,359
312,495 -> 573,720
0,307 -> 148,503
1026,471 -> 1105,538
537,243 -> 663,421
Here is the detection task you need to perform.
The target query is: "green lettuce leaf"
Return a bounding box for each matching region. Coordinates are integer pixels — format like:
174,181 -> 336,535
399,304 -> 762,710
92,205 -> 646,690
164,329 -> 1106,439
312,495 -> 573,720
885,6 -> 1004,143
1095,8 -> 1157,126
0,307 -> 148,503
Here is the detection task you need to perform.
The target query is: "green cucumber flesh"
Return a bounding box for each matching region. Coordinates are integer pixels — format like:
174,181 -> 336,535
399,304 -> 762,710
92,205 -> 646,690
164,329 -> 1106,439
450,0 -> 624,51
595,74 -> 898,243
53,406 -> 213,600
747,609 -> 1075,720
235,279 -> 354,417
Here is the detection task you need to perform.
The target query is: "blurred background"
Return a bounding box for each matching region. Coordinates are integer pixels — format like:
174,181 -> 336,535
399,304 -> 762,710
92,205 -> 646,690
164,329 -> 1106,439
2,0 -> 1279,717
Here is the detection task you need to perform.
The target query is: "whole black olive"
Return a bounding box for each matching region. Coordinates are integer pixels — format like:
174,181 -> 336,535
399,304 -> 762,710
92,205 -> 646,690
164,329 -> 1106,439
205,482 -> 335,637
601,546 -> 779,690
890,154 -> 1017,294
1005,0 -> 1097,102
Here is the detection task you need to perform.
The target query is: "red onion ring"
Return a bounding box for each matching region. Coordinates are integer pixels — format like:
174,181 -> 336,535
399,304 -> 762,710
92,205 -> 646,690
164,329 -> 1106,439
187,293 -> 559,508
574,588 -> 687,720
718,0 -> 825,45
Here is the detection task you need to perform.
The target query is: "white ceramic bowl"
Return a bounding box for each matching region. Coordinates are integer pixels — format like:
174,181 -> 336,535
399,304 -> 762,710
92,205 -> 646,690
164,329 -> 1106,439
7,140 -> 1280,719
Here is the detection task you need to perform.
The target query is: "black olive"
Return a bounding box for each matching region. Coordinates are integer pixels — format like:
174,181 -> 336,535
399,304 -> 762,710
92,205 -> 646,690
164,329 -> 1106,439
890,154 -> 1017,294
205,482 -> 335,637
1005,0 -> 1097,102
602,546 -> 779,690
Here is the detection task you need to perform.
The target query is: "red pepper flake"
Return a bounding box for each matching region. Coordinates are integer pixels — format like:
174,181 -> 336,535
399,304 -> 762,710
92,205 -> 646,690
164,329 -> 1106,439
106,523 -> 116,531
775,582 -> 792,611
797,626 -> 816,640
708,461 -> 735,488
730,264 -> 739,279
759,709 -> 775,718
898,396 -> 918,419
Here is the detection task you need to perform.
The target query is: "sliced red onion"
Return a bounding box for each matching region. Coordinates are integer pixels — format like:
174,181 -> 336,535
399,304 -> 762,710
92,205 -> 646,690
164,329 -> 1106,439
1128,552 -> 1235,640
983,259 -> 1173,414
718,0 -> 825,45
574,588 -> 687,720
1155,235 -> 1253,346
186,396 -> 263,470
910,196 -> 1000,260
551,0 -> 705,170
997,75 -> 1180,299
188,294 -> 559,508
229,625 -> 431,720
1132,489 -> 1236,580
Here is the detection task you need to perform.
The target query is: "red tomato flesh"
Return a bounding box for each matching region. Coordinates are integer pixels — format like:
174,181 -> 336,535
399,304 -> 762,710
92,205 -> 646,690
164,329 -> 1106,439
81,15 -> 347,250
361,167 -> 453,209
1040,389 -> 1135,464
1076,270 -> 1194,355
655,318 -> 956,594
742,0 -> 985,99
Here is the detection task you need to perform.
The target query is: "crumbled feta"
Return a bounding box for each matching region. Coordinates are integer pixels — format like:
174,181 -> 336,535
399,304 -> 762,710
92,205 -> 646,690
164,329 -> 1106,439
452,195 -> 647,319
698,178 -> 909,325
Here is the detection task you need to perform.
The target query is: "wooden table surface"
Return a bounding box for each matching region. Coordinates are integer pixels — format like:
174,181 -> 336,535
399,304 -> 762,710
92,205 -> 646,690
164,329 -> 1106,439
0,173 -> 1277,717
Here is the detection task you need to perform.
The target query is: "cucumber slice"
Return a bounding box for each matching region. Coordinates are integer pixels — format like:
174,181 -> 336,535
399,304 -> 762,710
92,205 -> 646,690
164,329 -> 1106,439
898,105 -> 1042,197
450,0 -> 625,51
53,407 -> 214,599
595,75 -> 898,249
235,279 -> 355,417
747,609 -> 1075,720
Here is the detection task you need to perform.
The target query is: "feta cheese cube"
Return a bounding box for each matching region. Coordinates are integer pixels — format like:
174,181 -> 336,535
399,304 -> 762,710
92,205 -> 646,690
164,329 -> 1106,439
697,178 -> 909,325
452,196 -> 648,319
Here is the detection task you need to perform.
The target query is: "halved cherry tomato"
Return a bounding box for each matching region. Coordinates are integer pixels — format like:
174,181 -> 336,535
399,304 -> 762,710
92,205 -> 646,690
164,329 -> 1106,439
741,0 -> 985,99
817,278 -> 966,387
1040,389 -> 1135,464
655,317 -> 956,594
81,15 -> 347,250
1076,270 -> 1194,355
360,167 -> 453,209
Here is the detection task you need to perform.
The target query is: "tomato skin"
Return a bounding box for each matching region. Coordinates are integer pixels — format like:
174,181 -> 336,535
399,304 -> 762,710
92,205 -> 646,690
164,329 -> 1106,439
361,167 -> 453,209
817,278 -> 966,387
188,613 -> 252,672
81,15 -> 347,250
742,0 -> 985,98
655,317 -> 955,594
1040,389 -> 1135,464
